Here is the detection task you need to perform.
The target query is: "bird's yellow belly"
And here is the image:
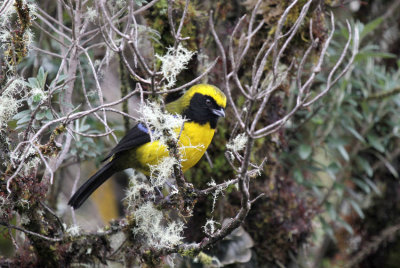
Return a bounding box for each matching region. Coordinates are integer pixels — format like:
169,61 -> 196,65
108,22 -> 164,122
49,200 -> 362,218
135,122 -> 215,174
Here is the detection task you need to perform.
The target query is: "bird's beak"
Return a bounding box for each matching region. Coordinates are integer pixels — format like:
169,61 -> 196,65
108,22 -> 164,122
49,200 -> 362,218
212,108 -> 225,117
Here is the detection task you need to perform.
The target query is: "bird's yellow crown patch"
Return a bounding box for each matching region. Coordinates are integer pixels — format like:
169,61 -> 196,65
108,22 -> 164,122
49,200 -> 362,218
166,84 -> 227,115
185,84 -> 227,108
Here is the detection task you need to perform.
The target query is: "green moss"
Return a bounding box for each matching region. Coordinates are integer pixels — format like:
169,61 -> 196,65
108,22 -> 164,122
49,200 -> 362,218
146,0 -> 201,55
178,247 -> 197,257
4,0 -> 32,66
196,251 -> 213,265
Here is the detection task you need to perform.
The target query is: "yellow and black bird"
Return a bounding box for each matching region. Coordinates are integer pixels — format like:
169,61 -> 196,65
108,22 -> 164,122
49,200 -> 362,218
68,84 -> 226,209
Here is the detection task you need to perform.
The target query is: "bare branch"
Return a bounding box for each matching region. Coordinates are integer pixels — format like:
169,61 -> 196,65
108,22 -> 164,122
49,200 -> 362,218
304,21 -> 359,106
6,88 -> 139,193
209,12 -> 245,129
132,0 -> 159,15
0,223 -> 63,242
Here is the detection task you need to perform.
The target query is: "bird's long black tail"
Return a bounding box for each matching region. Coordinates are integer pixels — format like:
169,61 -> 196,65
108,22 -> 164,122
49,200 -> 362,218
68,161 -> 116,209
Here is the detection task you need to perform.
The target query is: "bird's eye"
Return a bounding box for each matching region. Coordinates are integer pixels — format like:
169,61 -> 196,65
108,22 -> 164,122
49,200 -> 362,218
206,99 -> 212,106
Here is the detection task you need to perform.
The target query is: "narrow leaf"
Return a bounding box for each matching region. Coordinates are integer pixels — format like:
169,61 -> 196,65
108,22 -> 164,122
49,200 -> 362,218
374,153 -> 399,178
298,144 -> 312,160
350,200 -> 365,219
360,17 -> 383,40
364,177 -> 381,195
12,110 -> 31,120
367,134 -> 385,153
337,218 -> 354,235
356,157 -> 373,177
344,125 -> 366,143
338,145 -> 349,161
353,178 -> 370,194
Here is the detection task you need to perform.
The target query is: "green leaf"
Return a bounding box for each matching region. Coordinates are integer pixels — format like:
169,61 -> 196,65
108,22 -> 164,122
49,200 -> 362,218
374,153 -> 399,178
338,145 -> 349,161
355,51 -> 396,61
349,200 -> 365,219
33,94 -> 42,102
293,168 -> 304,183
15,124 -> 27,130
356,157 -> 373,177
28,77 -> 39,88
37,67 -> 44,83
135,0 -> 148,7
333,181 -> 345,197
50,74 -> 66,88
328,137 -> 347,148
320,217 -> 336,241
353,178 -> 370,194
37,67 -> 48,89
364,177 -> 381,195
298,144 -> 312,160
35,111 -> 46,121
344,125 -> 366,143
360,17 -> 383,41
312,185 -> 322,198
337,218 -> 354,235
45,109 -> 53,120
326,162 -> 340,180
325,202 -> 336,220
57,74 -> 67,82
311,115 -> 324,125
367,134 -> 385,153
82,144 -> 89,151
17,115 -> 31,125
79,124 -> 90,132
12,109 -> 31,120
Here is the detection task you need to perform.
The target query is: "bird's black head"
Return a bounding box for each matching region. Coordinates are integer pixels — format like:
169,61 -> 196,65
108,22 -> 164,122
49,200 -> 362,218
183,93 -> 225,129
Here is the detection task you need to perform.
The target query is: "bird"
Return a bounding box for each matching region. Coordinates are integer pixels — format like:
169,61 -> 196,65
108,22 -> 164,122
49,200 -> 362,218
68,84 -> 227,209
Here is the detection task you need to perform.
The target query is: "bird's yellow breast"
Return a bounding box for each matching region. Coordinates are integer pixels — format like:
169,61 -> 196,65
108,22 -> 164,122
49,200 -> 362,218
134,122 -> 215,174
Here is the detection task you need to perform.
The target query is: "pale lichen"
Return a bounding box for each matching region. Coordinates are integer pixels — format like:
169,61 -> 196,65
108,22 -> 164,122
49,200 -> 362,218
207,179 -> 229,214
203,218 -> 220,236
0,96 -> 21,129
9,146 -> 40,176
30,87 -> 48,102
133,202 -> 184,249
148,156 -> 177,188
226,133 -> 248,153
139,101 -> 186,143
20,213 -> 30,225
156,44 -> 195,88
85,6 -> 97,22
1,1 -> 36,67
0,77 -> 27,130
0,196 -> 11,218
124,173 -> 155,210
66,224 -> 81,236
17,199 -> 30,209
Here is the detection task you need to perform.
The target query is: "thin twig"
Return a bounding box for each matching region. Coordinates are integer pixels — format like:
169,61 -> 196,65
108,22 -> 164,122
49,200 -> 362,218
0,223 -> 63,242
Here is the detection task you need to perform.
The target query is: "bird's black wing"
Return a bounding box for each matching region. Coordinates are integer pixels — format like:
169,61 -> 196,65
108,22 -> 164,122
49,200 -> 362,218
102,123 -> 151,162
69,123 -> 151,209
